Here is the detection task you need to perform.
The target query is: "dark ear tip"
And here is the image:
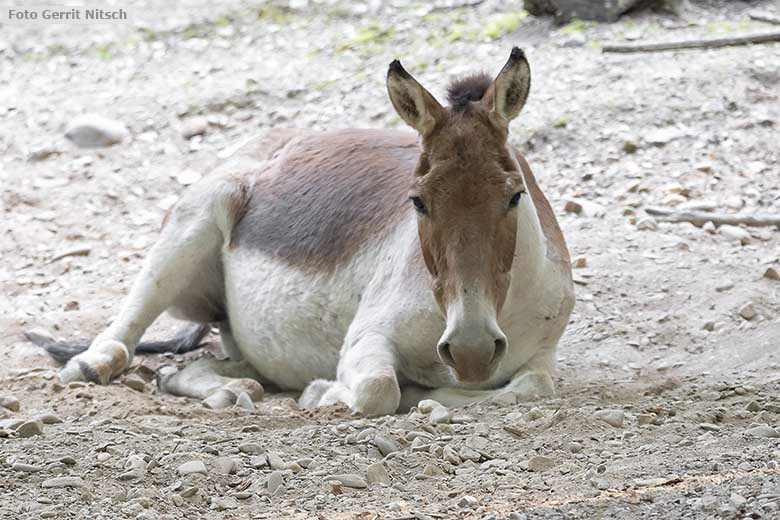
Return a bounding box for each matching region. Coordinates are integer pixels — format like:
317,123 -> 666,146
509,46 -> 525,60
388,59 -> 403,73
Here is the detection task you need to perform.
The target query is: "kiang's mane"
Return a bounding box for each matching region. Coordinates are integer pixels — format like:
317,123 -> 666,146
445,72 -> 492,111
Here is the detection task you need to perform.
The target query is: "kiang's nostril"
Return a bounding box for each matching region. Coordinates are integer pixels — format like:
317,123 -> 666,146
437,342 -> 455,366
492,337 -> 507,363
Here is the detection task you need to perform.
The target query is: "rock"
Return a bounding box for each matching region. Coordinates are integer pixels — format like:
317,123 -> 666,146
429,405 -> 452,424
763,267 -> 780,281
420,463 -> 445,478
564,198 -> 605,217
238,443 -> 263,454
592,410 -> 624,428
60,456 -> 77,466
325,473 -> 367,488
16,419 -> 44,437
170,494 -> 184,507
622,139 -> 639,153
458,495 -> 479,508
715,280 -> 734,292
267,471 -> 284,494
267,451 -> 287,470
12,463 -> 43,472
212,497 -> 239,511
636,217 -> 658,231
645,127 -> 684,146
213,457 -> 237,475
746,401 -> 762,413
637,414 -> 656,426
249,454 -> 267,469
730,493 -> 747,508
42,477 -> 85,488
235,392 -> 255,412
180,117 -> 208,139
746,425 -> 779,438
366,462 -> 391,486
123,376 -> 147,392
373,435 -> 400,456
65,114 -> 129,148
527,455 -> 555,472
572,256 -> 587,268
509,513 -> 529,520
96,453 -> 111,463
37,413 -> 63,424
0,395 -> 20,412
417,399 -> 442,414
443,445 -> 462,464
560,32 -> 586,48
27,146 -> 62,162
738,303 -> 757,321
699,423 -> 720,432
719,225 -> 751,245
177,460 -> 207,476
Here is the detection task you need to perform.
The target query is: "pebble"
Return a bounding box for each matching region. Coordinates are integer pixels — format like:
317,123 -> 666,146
0,395 -> 20,412
60,456 -> 77,466
123,376 -> 147,392
42,477 -> 85,488
211,497 -> 239,511
170,494 -> 183,507
746,425 -> 779,438
429,405 -> 452,424
699,423 -> 720,432
366,462 -> 391,486
637,414 -> 656,426
249,454 -> 267,468
180,116 -> 208,139
267,471 -> 284,493
325,473 -> 367,488
564,198 -> 606,218
715,279 -> 734,292
214,457 -> 238,475
238,443 -> 263,454
235,392 -> 255,412
636,217 -> 658,231
97,453 -> 111,463
16,419 -> 44,437
373,434 -> 400,456
12,462 -> 43,472
177,460 -> 207,476
572,256 -> 587,269
65,114 -> 129,148
417,399 -> 442,414
592,410 -> 624,428
509,513 -> 529,520
719,225 -> 751,245
458,495 -> 479,508
746,401 -> 762,412
763,267 -> 780,281
267,452 -> 287,470
443,445 -> 462,464
526,455 -> 555,472
731,493 -> 747,508
37,414 -> 63,425
738,302 -> 757,321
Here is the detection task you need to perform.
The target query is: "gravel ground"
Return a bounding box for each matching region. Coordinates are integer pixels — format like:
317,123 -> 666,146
1,1 -> 780,518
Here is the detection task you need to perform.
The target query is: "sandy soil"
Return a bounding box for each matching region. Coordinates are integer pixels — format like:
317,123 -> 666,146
1,0 -> 780,518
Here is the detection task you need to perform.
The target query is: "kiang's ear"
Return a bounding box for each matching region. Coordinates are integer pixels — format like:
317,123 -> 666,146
481,47 -> 531,127
387,60 -> 445,137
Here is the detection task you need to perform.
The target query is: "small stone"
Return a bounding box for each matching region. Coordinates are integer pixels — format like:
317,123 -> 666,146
443,445 -> 462,464
564,198 -> 606,217
123,376 -> 147,393
509,513 -> 529,520
567,441 -> 584,453
719,225 -> 751,245
763,267 -> 780,280
97,453 -> 111,463
249,454 -> 267,469
592,410 -> 624,428
636,217 -> 658,231
417,399 -> 441,414
746,401 -> 762,412
238,443 -> 263,454
267,451 -> 287,470
0,396 -> 20,412
235,392 -> 255,412
12,463 -> 43,472
526,455 -> 555,472
645,127 -> 684,146
212,496 -> 239,511
171,494 -> 183,507
572,256 -> 587,269
37,413 -> 63,424
326,473 -> 367,488
213,457 -> 237,475
731,493 -> 747,508
637,414 -> 656,426
267,471 -> 284,493
458,495 -> 479,508
560,32 -> 586,48
180,116 -> 208,139
622,140 -> 638,153
715,279 -> 734,292
738,303 -> 757,321
429,405 -> 452,424
746,425 -> 779,438
366,462 -> 391,486
699,423 -> 720,432
373,435 -> 400,456
60,456 -> 77,466
42,477 -> 85,488
16,419 -> 44,437
65,114 -> 129,148
177,460 -> 207,476
420,463 -> 445,478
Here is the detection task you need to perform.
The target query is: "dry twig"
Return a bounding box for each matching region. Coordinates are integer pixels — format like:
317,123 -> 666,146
749,11 -> 780,25
645,207 -> 780,227
603,31 -> 780,53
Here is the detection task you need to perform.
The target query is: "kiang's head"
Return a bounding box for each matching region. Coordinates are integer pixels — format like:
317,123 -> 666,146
386,48 -> 532,383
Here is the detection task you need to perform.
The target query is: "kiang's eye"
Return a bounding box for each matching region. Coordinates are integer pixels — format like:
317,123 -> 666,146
508,191 -> 524,209
410,196 -> 428,215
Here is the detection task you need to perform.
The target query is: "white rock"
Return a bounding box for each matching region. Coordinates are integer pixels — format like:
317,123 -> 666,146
235,392 -> 255,412
458,495 -> 479,508
213,457 -> 238,475
65,114 -> 129,148
325,473 -> 367,488
645,127 -> 684,146
180,116 -> 208,139
0,395 -> 19,412
527,455 -> 555,472
365,462 -> 391,485
592,409 -> 624,428
746,425 -> 779,438
417,399 -> 442,414
177,460 -> 207,476
373,434 -> 400,456
16,419 -> 43,437
42,477 -> 85,488
738,303 -> 757,321
719,225 -> 751,245
267,471 -> 284,493
636,217 -> 658,231
429,405 -> 452,424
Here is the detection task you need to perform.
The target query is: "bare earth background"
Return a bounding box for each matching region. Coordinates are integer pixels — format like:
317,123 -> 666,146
1,0 -> 780,518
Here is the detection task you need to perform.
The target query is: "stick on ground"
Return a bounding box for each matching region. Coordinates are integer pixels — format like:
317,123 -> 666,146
603,31 -> 780,53
749,11 -> 780,26
646,207 -> 780,227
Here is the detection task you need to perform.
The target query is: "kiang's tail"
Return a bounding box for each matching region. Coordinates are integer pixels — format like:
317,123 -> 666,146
25,323 -> 211,364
